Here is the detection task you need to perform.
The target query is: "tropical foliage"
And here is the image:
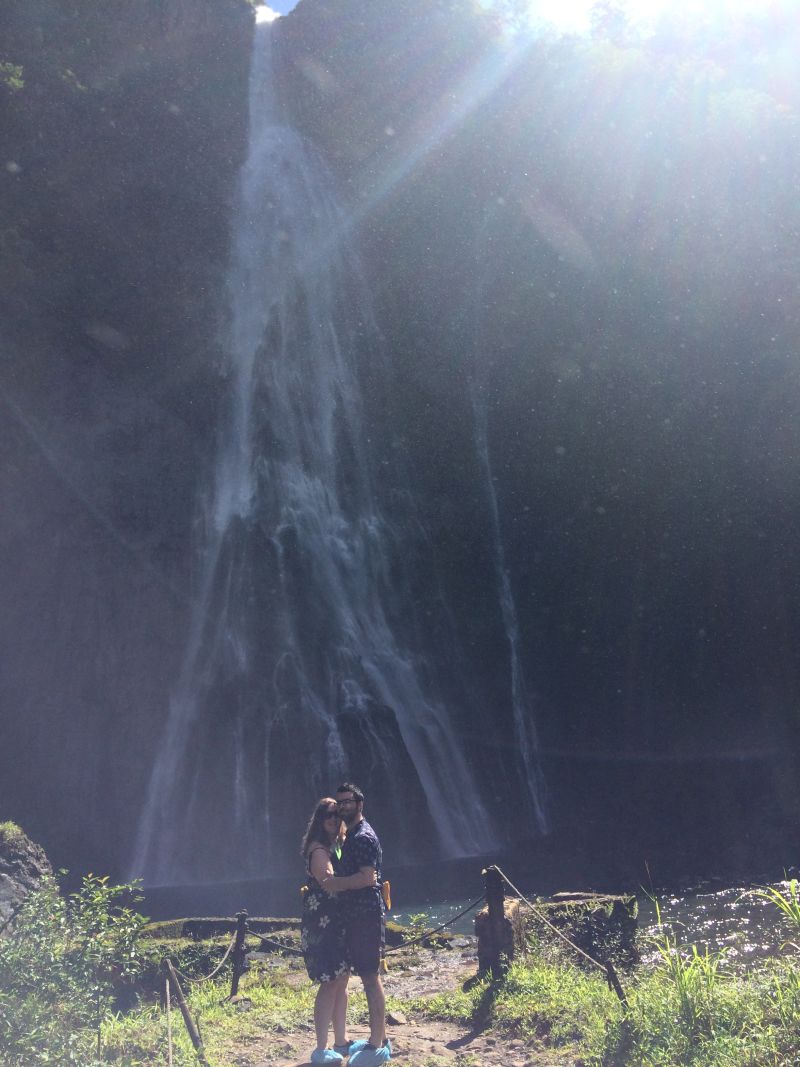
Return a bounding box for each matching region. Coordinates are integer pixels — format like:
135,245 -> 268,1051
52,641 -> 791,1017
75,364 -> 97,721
0,874 -> 146,1066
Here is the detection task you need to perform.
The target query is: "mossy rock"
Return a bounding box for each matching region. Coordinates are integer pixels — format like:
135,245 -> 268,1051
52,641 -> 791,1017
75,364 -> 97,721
137,917 -> 305,998
143,915 -> 450,950
0,821 -> 53,926
524,892 -> 638,969
134,912 -> 454,1001
386,919 -> 454,949
143,916 -> 300,941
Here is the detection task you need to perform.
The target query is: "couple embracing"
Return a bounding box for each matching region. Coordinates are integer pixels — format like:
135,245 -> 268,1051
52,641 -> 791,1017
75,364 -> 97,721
300,783 -> 390,1067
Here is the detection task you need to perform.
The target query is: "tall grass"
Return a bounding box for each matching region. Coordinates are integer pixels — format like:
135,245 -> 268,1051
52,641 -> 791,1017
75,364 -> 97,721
602,896 -> 800,1066
751,879 -> 800,952
413,897 -> 800,1066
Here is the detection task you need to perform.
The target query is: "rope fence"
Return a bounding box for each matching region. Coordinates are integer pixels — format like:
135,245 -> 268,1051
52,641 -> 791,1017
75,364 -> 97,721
173,930 -> 238,985
494,867 -> 606,971
385,893 -> 486,954
246,929 -> 304,956
489,865 -> 628,1006
157,863 -> 627,1062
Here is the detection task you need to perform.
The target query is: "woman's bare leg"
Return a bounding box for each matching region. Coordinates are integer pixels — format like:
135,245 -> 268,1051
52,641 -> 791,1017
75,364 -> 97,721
332,974 -> 349,1047
314,980 -> 338,1050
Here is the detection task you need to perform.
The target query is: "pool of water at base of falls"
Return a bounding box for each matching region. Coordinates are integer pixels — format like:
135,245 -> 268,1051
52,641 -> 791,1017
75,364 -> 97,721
141,856 -> 800,969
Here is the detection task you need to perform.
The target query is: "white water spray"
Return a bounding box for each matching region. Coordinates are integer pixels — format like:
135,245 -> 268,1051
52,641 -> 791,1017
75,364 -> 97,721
132,21 -> 495,883
471,228 -> 549,835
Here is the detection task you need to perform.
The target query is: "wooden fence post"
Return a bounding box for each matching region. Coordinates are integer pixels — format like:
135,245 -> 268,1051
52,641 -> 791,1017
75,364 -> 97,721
484,865 -> 506,976
162,958 -> 210,1067
229,909 -> 249,1000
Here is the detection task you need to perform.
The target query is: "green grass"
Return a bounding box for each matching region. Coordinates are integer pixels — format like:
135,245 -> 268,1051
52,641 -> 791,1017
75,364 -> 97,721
410,952 -> 614,1060
410,889 -> 800,1066
95,943 -> 800,1066
102,961 -> 318,1065
751,880 -> 800,952
13,877 -> 800,1065
492,957 -> 615,1049
102,958 -> 375,1066
409,975 -> 491,1024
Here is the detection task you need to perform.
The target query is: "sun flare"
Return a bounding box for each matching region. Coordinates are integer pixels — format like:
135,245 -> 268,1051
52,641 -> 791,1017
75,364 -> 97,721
255,4 -> 280,23
511,0 -> 786,35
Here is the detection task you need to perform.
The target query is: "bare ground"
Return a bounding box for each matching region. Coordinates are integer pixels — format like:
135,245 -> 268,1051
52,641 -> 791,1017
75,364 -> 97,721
222,943 -> 581,1067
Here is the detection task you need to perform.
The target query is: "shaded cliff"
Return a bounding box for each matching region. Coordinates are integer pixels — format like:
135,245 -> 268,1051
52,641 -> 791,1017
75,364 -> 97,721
0,0 -> 253,872
3,0 -> 800,885
275,0 -> 800,875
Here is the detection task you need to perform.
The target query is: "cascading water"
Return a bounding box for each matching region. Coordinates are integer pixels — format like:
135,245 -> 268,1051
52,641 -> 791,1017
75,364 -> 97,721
132,16 -> 497,884
471,393 -> 549,834
471,226 -> 549,836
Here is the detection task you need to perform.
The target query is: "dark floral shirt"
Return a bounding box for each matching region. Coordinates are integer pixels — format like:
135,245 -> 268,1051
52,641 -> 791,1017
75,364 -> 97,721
339,818 -> 384,914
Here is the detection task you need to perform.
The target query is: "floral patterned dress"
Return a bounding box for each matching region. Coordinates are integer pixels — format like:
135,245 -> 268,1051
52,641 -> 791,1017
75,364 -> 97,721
301,845 -> 349,983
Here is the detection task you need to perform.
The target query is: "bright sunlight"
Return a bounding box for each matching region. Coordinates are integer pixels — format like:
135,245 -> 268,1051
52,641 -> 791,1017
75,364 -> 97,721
511,0 -> 787,35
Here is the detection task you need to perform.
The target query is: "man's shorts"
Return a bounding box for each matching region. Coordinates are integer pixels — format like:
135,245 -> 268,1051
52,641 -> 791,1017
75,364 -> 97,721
344,906 -> 385,977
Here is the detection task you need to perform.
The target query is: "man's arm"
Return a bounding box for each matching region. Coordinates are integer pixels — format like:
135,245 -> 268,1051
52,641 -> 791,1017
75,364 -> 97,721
322,866 -> 377,893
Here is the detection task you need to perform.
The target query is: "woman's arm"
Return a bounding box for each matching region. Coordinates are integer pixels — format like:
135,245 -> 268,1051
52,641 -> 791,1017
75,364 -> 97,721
322,866 -> 377,893
308,846 -> 334,884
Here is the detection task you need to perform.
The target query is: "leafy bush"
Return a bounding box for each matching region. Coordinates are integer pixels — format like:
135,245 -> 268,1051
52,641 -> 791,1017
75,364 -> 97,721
0,872 -> 146,1065
0,62 -> 24,93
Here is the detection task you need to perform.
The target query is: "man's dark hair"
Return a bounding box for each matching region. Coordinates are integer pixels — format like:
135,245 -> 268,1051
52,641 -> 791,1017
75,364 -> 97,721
336,781 -> 364,803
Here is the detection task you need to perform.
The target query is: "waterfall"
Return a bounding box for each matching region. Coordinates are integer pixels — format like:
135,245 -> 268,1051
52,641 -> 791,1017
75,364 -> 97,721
471,225 -> 549,836
471,393 -> 549,834
131,19 -> 495,884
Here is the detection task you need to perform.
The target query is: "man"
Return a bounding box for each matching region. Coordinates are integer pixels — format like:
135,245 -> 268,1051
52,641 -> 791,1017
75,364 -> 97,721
323,782 -> 390,1066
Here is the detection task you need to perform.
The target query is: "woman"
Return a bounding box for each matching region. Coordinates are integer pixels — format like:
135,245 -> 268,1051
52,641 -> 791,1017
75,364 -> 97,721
301,797 -> 352,1065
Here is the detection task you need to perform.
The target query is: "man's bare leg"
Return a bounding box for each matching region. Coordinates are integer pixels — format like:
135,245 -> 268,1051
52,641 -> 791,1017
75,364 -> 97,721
360,973 -> 386,1047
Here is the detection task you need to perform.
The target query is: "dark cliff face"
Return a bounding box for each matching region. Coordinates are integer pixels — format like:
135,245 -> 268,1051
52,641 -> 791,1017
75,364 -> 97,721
3,0 -> 800,885
0,0 -> 253,873
274,0 -> 800,876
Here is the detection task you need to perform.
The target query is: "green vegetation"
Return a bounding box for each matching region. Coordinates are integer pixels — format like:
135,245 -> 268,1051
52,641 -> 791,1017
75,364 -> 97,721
101,962 -> 325,1066
0,820 -> 26,843
407,911 -> 430,933
5,880 -> 800,1064
751,879 -> 800,951
0,874 -> 146,1066
0,62 -> 24,92
413,887 -> 800,1066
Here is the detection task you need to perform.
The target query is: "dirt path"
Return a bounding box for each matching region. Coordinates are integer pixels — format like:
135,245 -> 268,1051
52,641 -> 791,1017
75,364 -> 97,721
233,946 -> 577,1067
254,1015 -> 574,1067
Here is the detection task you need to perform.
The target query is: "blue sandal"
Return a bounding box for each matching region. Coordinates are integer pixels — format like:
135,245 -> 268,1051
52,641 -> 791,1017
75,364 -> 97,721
348,1039 -> 391,1066
310,1049 -> 344,1065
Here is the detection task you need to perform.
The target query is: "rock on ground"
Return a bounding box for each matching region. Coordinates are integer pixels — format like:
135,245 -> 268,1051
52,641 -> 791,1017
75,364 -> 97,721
0,822 -> 52,926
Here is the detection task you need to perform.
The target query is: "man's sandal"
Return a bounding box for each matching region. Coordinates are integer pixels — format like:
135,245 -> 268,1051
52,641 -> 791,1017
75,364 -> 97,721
348,1039 -> 391,1066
